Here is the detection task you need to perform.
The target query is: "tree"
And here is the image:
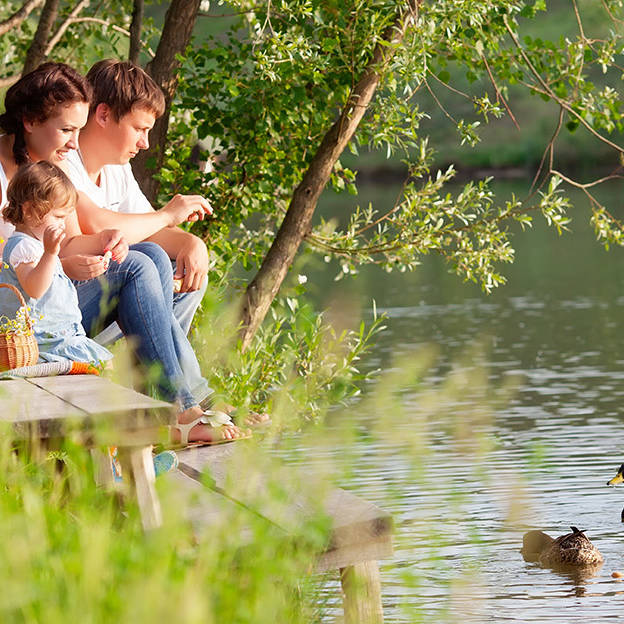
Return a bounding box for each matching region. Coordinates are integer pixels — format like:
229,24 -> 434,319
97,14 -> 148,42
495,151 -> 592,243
169,0 -> 624,348
2,0 -> 624,352
131,0 -> 202,201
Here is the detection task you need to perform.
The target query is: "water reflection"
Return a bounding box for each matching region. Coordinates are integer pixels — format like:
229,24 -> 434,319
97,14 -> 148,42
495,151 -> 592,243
298,180 -> 624,621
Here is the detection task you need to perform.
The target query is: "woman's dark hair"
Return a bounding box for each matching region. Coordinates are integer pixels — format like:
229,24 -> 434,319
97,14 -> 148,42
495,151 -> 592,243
0,62 -> 91,165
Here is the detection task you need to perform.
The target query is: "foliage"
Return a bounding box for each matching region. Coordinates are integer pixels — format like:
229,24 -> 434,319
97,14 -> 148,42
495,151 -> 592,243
0,1 -> 142,85
0,340 -> 531,624
192,278 -> 386,422
153,0 -> 624,295
0,428 -> 330,623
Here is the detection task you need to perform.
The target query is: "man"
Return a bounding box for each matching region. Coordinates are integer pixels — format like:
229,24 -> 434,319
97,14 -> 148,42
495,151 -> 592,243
67,60 -> 269,425
66,59 -> 211,338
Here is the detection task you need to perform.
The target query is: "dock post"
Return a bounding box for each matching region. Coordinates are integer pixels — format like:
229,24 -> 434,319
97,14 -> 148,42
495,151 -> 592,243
340,561 -> 384,623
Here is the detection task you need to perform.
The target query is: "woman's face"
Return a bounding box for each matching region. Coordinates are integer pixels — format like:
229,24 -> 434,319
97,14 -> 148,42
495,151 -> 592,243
23,100 -> 89,164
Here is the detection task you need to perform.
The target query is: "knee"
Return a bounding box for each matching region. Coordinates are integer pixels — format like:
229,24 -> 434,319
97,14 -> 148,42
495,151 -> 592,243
129,243 -> 173,289
130,242 -> 172,275
119,249 -> 162,284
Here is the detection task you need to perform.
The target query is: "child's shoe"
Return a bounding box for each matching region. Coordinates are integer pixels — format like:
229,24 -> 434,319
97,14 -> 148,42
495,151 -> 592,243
152,450 -> 179,477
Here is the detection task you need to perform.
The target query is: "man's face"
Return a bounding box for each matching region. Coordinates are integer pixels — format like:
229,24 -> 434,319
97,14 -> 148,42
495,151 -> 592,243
110,107 -> 156,164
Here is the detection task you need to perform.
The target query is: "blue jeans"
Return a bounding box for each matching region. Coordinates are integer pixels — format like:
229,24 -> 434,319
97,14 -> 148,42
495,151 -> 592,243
92,243 -> 211,404
74,244 -> 211,410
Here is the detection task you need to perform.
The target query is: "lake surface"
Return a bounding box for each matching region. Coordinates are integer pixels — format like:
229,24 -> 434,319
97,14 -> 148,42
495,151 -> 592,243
296,179 -> 624,621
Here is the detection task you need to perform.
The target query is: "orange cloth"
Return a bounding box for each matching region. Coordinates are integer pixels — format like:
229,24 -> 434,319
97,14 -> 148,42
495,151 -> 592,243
68,361 -> 100,375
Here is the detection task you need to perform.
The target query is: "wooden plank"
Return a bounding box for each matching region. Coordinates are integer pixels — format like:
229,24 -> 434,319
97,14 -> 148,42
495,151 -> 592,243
127,446 -> 162,531
324,488 -> 393,550
28,375 -> 171,415
27,376 -> 173,433
316,537 -> 393,573
164,470 -> 274,543
177,444 -> 394,568
0,376 -> 172,441
0,378 -> 84,423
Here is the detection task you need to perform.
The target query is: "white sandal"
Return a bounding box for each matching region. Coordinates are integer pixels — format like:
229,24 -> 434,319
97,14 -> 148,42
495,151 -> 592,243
173,410 -> 250,448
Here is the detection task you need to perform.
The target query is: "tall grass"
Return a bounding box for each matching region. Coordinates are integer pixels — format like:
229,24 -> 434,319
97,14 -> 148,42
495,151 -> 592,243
0,282 -> 531,623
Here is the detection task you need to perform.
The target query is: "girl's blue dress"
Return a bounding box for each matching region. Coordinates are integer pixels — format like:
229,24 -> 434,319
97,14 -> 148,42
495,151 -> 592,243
0,232 -> 112,365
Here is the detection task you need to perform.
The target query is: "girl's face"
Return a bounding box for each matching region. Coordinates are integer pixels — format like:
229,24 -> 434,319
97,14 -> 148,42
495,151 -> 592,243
23,100 -> 89,163
24,203 -> 74,240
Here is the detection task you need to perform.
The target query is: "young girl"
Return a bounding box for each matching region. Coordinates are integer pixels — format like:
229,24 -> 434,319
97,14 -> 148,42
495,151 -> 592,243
0,161 -> 112,365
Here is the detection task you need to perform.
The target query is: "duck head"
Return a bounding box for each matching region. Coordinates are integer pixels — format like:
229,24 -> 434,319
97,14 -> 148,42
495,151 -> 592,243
607,464 -> 624,522
607,464 -> 624,486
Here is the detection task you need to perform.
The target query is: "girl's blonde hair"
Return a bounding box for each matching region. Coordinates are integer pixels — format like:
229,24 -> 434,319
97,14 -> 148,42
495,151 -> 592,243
3,161 -> 78,226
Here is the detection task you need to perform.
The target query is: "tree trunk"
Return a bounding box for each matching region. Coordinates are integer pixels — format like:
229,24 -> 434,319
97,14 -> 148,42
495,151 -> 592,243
21,0 -> 58,75
129,0 -> 144,64
238,3 -> 418,350
131,0 -> 201,202
0,0 -> 44,37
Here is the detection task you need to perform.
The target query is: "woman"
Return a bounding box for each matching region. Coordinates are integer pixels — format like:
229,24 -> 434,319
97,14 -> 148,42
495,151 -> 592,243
0,62 -> 246,444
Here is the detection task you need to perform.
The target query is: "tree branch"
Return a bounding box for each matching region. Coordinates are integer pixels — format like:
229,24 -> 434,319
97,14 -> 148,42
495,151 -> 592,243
0,0 -> 44,37
22,0 -> 59,75
239,2 -> 420,350
129,0 -> 144,64
132,0 -> 202,201
43,0 -> 90,56
503,15 -> 624,153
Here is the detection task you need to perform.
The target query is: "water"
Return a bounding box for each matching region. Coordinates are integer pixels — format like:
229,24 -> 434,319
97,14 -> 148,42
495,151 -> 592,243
298,179 -> 624,621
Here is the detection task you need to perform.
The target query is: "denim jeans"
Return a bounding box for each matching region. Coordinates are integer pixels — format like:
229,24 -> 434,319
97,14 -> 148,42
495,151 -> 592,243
74,245 -> 210,410
91,243 -> 212,405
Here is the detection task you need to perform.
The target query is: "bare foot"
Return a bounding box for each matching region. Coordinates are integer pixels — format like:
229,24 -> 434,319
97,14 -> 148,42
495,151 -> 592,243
172,406 -> 251,445
216,402 -> 271,428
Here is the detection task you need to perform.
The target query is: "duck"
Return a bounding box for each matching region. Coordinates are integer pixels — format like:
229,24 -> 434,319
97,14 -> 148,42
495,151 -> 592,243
521,526 -> 604,568
607,464 -> 624,521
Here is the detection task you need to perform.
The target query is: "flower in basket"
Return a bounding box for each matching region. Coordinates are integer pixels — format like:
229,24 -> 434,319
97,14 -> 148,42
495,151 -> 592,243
0,305 -> 34,336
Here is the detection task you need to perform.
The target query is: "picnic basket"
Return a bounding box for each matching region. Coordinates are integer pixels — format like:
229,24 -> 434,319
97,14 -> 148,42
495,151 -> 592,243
0,283 -> 38,371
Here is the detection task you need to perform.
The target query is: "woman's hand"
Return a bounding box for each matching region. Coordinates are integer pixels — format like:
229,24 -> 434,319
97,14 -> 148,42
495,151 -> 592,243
60,254 -> 107,280
43,224 -> 66,256
99,229 -> 129,263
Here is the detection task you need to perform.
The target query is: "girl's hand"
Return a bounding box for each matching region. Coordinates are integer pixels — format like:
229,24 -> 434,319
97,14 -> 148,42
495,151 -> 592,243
99,229 -> 129,264
43,224 -> 66,256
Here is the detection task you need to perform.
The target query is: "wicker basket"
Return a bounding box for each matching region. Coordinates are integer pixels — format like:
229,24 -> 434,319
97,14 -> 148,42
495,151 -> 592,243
0,283 -> 39,371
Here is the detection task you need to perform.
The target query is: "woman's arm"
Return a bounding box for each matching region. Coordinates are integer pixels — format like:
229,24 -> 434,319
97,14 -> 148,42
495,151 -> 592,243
58,210 -> 129,280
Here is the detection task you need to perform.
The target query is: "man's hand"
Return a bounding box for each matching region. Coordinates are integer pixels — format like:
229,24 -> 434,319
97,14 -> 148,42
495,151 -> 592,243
99,229 -> 129,263
61,254 -> 107,280
162,194 -> 213,227
42,224 -> 65,256
174,234 -> 209,292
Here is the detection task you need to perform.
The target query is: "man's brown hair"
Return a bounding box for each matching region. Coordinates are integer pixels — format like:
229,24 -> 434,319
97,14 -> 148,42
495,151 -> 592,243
3,161 -> 77,226
86,59 -> 165,120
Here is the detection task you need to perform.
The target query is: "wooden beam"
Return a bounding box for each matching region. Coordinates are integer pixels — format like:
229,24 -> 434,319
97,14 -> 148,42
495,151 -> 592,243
341,561 -> 384,624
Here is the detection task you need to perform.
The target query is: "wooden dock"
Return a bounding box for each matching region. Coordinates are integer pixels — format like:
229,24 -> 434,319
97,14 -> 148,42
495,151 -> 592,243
0,374 -> 394,622
0,374 -> 173,529
175,444 -> 394,623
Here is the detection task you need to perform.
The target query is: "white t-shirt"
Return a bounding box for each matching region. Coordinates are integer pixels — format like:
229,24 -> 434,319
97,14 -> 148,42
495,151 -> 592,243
65,149 -> 154,214
0,159 -> 15,254
8,235 -> 43,268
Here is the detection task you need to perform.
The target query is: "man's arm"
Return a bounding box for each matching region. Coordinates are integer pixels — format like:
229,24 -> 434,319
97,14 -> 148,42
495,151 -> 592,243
148,227 -> 209,293
75,191 -> 212,246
